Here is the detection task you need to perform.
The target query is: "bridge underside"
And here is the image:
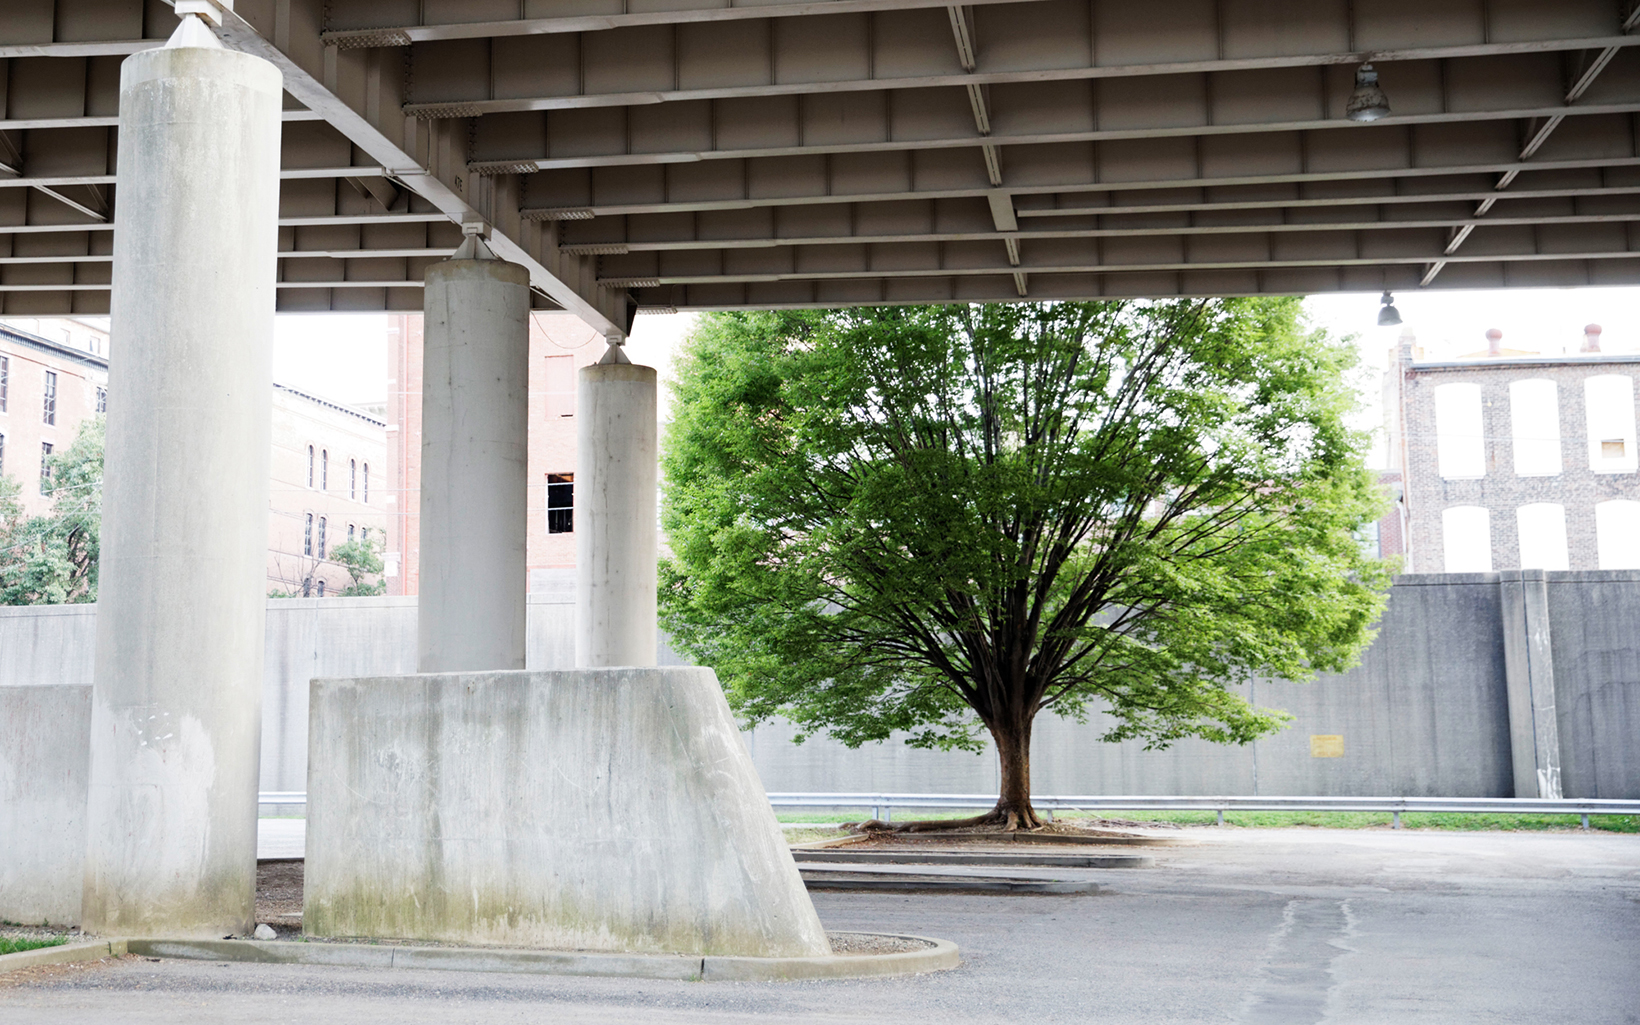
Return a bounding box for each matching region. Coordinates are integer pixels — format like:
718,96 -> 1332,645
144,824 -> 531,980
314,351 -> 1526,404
3,0 -> 1640,326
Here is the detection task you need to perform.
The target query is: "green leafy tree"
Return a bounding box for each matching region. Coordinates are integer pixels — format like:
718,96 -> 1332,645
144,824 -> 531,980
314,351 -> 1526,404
660,300 -> 1391,830
330,534 -> 386,596
0,416 -> 104,605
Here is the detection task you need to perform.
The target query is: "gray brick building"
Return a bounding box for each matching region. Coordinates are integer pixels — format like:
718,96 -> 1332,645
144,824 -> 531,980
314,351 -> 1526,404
1385,326 -> 1640,572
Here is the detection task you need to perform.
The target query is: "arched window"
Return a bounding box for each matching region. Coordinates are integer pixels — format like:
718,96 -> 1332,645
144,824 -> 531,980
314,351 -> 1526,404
1595,500 -> 1640,569
317,579 -> 326,598
1434,383 -> 1486,479
1585,375 -> 1638,473
1442,506 -> 1492,572
363,463 -> 369,503
321,449 -> 329,490
304,513 -> 313,556
1508,379 -> 1560,476
318,516 -> 327,559
1515,504 -> 1568,571
307,445 -> 315,488
302,577 -> 312,597
350,459 -> 357,500
348,523 -> 355,543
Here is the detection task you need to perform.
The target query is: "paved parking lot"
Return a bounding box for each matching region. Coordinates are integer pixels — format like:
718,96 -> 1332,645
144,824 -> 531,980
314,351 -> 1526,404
5,828 -> 1637,1024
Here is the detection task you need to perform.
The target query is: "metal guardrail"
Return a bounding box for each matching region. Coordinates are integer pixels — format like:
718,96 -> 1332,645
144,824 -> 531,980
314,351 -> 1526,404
762,793 -> 1640,829
258,792 -> 307,806
260,791 -> 1640,829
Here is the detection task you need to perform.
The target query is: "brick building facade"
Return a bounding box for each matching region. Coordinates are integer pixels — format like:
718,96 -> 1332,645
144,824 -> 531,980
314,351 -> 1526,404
1,318 -> 386,596
265,384 -> 387,597
1386,327 -> 1640,572
0,321 -> 109,517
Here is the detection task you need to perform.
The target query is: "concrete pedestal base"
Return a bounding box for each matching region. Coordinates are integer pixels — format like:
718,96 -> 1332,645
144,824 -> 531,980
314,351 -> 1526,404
305,668 -> 830,957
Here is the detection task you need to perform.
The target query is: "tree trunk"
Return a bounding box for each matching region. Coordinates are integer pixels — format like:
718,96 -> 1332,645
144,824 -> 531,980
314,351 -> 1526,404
842,711 -> 1044,834
988,717 -> 1042,830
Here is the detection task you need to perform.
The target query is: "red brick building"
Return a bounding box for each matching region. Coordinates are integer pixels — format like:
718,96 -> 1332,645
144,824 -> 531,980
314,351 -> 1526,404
0,321 -> 109,517
1,318 -> 386,596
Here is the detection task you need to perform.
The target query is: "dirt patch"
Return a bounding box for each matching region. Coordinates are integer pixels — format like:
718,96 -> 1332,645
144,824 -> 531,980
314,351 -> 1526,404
0,926 -> 81,943
1070,817 -> 1187,831
825,932 -> 934,956
257,859 -> 304,931
0,952 -> 134,989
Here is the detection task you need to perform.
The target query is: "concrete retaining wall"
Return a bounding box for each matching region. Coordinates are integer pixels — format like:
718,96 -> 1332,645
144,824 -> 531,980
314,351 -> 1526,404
1546,572 -> 1640,799
1,572 -> 1637,802
0,684 -> 91,925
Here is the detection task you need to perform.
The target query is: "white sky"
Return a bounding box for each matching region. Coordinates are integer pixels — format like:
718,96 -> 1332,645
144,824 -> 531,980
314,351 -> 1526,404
1304,286 -> 1640,466
266,310 -> 700,410
64,284 -> 1640,468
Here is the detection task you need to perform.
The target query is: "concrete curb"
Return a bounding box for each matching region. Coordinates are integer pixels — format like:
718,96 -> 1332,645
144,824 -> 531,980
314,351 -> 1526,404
824,832 -> 1191,847
0,939 -> 127,974
125,933 -> 959,981
803,873 -> 1100,894
794,849 -> 1153,868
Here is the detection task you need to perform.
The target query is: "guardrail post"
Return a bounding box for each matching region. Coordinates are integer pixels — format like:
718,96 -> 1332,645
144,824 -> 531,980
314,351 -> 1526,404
1216,809 -> 1224,826
1392,811 -> 1401,829
1581,814 -> 1590,830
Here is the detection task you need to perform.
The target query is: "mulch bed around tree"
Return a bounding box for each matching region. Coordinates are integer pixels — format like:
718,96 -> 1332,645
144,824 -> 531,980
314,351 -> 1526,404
833,820 -> 1191,847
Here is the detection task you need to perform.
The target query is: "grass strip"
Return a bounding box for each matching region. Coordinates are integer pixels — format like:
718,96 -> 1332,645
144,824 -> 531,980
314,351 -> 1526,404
0,936 -> 68,956
774,809 -> 1640,832
1055,810 -> 1640,832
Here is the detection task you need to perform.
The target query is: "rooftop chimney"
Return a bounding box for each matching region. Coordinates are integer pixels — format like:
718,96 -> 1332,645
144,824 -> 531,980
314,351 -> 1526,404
1583,323 -> 1602,353
1485,327 -> 1503,357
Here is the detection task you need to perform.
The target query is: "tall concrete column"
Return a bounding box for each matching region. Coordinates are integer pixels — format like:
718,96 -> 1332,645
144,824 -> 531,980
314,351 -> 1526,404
417,231 -> 531,673
82,16 -> 282,936
576,348 -> 658,667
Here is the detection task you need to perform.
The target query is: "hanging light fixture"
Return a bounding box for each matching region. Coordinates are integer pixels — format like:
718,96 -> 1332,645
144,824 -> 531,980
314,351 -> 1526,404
1346,63 -> 1391,122
1377,290 -> 1402,326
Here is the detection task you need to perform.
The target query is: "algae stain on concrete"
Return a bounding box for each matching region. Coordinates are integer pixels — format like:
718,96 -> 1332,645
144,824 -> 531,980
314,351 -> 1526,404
305,668 -> 829,958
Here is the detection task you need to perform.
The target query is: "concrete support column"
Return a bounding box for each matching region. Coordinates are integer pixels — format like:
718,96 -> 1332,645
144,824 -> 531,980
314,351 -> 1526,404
82,17 -> 282,936
576,349 -> 658,667
1500,569 -> 1564,799
417,232 -> 531,673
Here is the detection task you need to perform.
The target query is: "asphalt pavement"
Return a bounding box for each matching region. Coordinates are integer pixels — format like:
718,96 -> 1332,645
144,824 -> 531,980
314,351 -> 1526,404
4,827 -> 1636,1024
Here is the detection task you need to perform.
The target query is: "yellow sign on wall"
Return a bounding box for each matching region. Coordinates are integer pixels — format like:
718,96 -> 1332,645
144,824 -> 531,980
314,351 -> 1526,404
1310,734 -> 1345,758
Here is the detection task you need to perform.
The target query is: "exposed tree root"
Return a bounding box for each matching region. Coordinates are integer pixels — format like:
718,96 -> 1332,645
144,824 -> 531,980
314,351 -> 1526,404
841,805 -> 1044,834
